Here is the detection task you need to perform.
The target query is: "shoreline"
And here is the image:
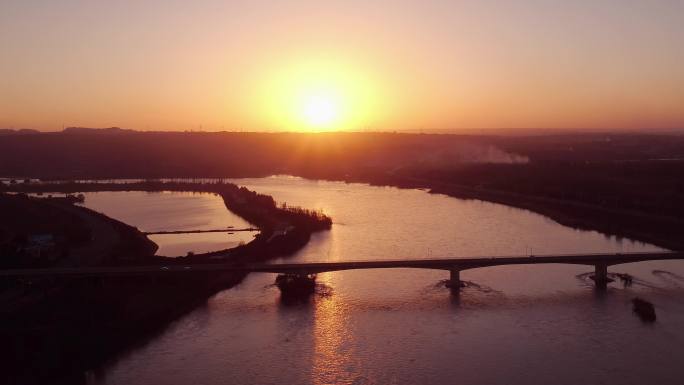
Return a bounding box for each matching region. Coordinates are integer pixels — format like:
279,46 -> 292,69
239,172 -> 684,252
417,180 -> 683,252
2,176 -> 680,382
0,181 -> 331,384
7,175 -> 680,251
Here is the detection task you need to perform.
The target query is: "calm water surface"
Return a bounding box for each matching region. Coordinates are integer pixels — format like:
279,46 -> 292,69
87,177 -> 684,385
79,191 -> 255,256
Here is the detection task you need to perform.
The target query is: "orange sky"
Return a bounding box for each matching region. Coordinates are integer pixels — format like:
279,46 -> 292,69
1,1 -> 683,132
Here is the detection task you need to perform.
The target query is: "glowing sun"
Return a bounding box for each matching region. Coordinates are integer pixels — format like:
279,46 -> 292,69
256,56 -> 381,131
302,94 -> 339,128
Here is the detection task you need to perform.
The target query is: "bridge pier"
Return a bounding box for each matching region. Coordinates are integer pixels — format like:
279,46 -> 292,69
448,269 -> 462,291
593,263 -> 609,289
275,273 -> 316,298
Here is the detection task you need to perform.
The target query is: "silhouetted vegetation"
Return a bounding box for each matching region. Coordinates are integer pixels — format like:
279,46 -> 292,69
3,180 -> 332,233
386,134 -> 684,251
3,129 -> 683,249
0,180 -> 332,383
0,129 -> 521,180
275,273 -> 317,302
0,193 -> 90,268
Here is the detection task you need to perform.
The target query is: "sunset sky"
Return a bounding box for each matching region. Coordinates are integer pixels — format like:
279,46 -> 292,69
1,0 -> 683,132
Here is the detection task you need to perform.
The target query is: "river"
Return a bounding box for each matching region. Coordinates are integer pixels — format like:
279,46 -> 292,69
83,176 -> 684,385
77,190 -> 256,256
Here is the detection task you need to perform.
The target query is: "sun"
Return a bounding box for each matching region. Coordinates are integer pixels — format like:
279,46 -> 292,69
254,56 -> 382,131
302,94 -> 338,128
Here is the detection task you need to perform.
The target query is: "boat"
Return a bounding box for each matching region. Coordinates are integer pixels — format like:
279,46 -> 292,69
632,298 -> 656,322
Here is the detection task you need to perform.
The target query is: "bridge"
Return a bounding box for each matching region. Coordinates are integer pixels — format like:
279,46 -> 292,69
143,228 -> 259,235
2,251 -> 683,290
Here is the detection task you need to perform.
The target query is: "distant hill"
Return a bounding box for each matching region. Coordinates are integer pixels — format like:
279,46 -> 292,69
62,126 -> 133,134
0,128 -> 40,136
0,130 -> 526,180
0,129 -> 683,181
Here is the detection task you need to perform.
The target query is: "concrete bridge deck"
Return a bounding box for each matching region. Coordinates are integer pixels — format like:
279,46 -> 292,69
2,251 -> 683,289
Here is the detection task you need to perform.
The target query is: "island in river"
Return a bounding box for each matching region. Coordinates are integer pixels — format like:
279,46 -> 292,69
1,130 -> 683,250
0,181 -> 331,385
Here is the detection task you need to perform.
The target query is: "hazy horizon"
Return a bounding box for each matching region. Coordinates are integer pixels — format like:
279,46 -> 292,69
4,126 -> 684,136
2,0 -> 683,132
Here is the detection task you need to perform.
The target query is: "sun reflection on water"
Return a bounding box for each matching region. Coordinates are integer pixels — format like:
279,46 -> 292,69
311,273 -> 360,385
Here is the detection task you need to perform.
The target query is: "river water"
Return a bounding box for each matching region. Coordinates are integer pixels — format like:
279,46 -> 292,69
84,176 -> 684,385
78,191 -> 256,256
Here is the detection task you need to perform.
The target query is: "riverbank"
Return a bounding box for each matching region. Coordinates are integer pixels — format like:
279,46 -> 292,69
372,166 -> 684,252
0,193 -> 158,268
259,169 -> 684,252
428,182 -> 683,251
3,180 -> 332,264
8,175 -> 681,252
0,182 -> 331,384
2,180 -> 331,232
